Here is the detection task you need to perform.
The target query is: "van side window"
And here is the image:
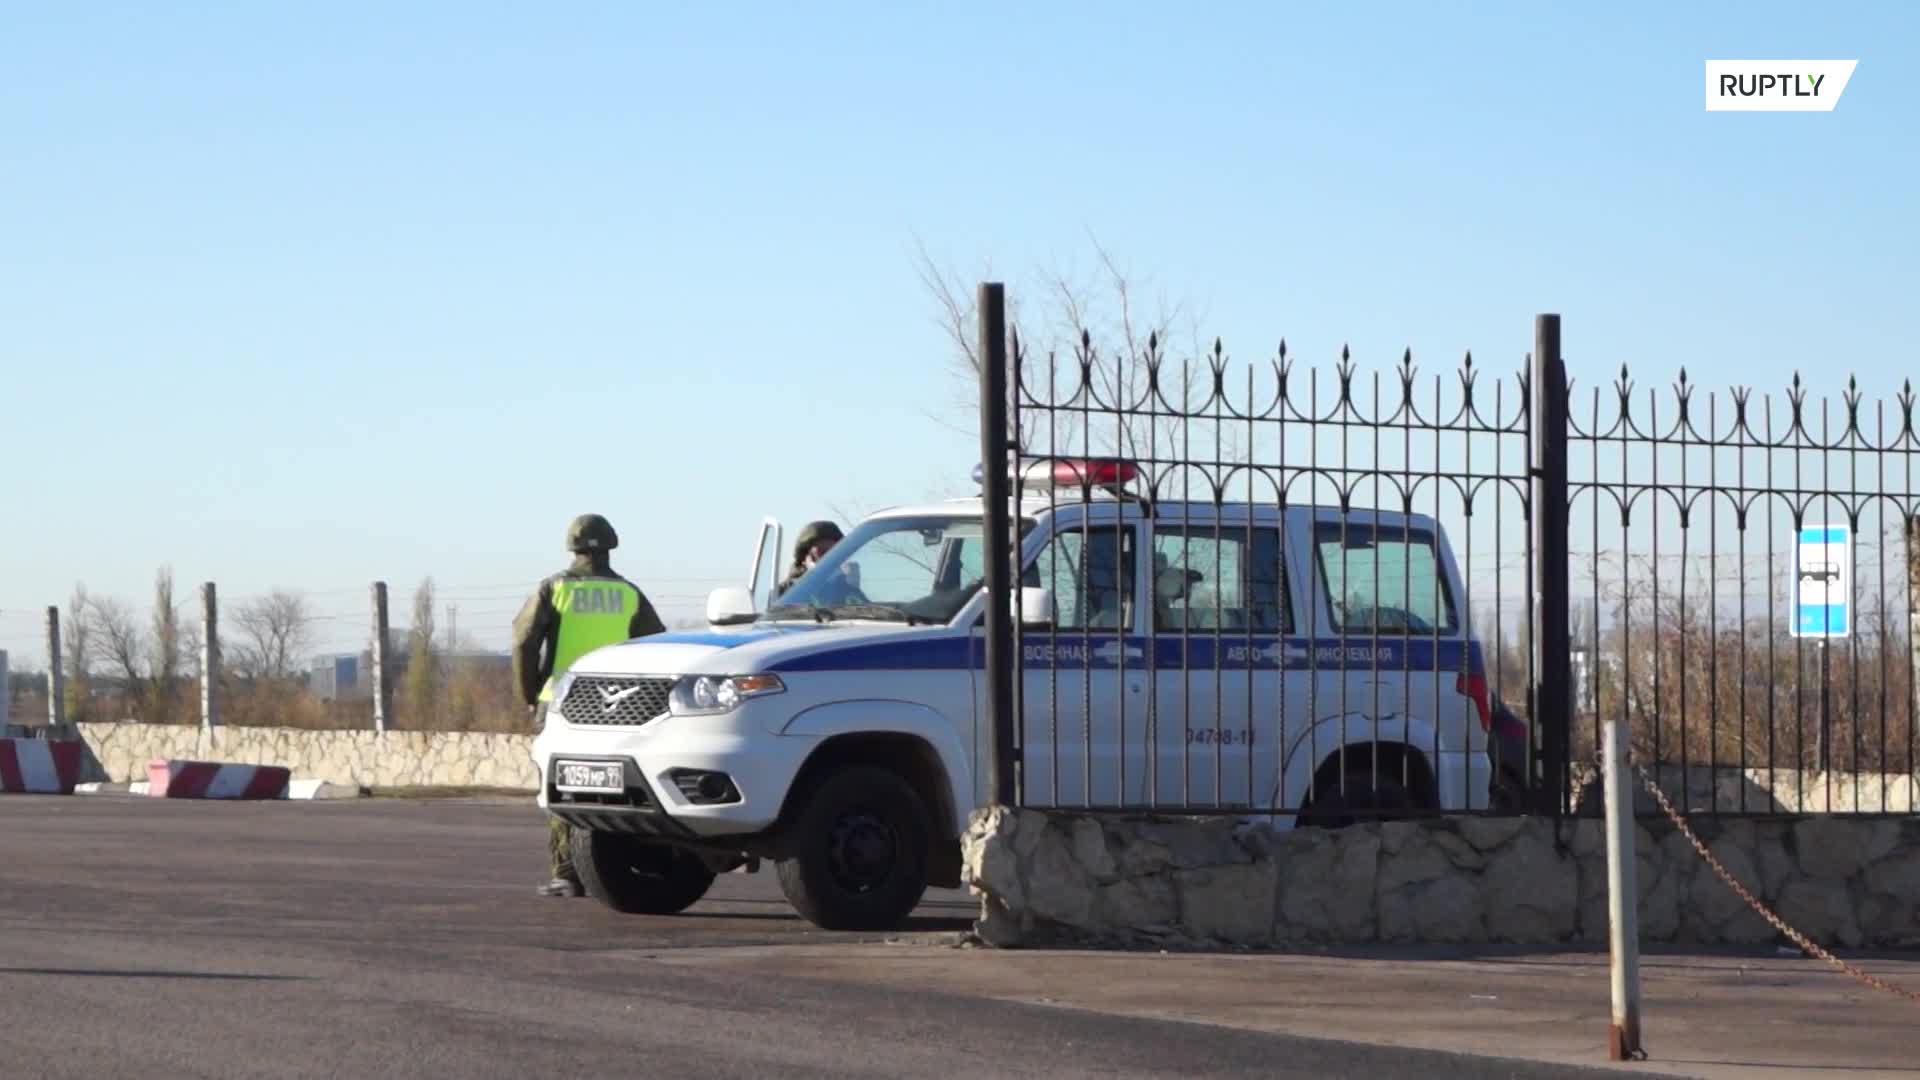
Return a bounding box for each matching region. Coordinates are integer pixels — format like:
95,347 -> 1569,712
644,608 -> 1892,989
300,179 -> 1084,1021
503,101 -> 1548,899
1312,521 -> 1457,635
1023,527 -> 1138,631
1150,526 -> 1292,633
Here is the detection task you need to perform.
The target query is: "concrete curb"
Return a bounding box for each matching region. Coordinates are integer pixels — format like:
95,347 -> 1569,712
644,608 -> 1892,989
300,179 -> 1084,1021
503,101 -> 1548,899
0,738 -> 86,795
148,759 -> 291,799
79,778 -> 362,800
74,781 -> 131,795
289,779 -> 361,800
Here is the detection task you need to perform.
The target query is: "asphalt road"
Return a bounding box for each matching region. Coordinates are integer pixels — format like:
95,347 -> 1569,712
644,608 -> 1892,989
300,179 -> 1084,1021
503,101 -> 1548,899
0,795 -> 1647,1079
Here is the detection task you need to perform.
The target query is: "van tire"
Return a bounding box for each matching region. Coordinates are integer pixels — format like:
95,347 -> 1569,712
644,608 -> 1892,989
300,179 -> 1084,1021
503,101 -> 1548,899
775,766 -> 932,931
570,829 -> 716,915
1299,768 -> 1418,830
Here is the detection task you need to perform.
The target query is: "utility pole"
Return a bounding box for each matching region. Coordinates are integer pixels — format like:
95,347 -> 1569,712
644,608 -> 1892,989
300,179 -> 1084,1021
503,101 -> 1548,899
371,582 -> 392,734
46,606 -> 64,728
200,582 -> 220,731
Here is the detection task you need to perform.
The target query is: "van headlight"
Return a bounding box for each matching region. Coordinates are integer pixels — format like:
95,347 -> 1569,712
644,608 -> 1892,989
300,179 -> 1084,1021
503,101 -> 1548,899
671,674 -> 785,715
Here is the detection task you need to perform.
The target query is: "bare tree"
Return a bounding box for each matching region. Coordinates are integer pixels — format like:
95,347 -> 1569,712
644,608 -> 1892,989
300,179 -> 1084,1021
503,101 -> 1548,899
403,578 -> 439,727
232,591 -> 314,680
148,566 -> 185,724
912,235 -> 1234,477
64,584 -> 92,721
88,595 -> 147,712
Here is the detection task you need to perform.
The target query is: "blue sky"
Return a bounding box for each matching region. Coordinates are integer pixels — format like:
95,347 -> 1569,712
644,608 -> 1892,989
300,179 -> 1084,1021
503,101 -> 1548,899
2,2 -> 1915,663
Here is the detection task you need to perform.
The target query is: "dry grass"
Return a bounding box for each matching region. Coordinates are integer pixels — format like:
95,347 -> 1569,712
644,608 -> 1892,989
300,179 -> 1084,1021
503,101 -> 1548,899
31,664 -> 534,735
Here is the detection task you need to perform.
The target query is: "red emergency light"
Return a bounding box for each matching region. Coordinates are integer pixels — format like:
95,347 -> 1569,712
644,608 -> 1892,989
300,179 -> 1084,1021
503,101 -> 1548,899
974,457 -> 1143,495
1038,457 -> 1140,490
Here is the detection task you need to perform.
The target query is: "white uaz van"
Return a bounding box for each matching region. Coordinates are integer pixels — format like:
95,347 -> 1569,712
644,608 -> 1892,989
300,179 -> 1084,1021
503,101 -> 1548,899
532,458 -> 1494,931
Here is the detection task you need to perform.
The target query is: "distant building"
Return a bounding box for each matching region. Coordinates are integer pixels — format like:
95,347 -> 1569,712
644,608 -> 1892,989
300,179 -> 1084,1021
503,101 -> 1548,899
309,649 -> 509,701
310,654 -> 361,701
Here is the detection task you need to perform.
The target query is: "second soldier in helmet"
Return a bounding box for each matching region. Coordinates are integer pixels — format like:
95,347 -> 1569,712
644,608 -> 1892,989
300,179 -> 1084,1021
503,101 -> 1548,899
772,520 -> 844,601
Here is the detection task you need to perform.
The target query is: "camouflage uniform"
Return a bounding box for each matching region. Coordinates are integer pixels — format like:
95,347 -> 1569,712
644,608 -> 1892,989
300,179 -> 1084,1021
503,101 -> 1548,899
512,514 -> 666,897
772,520 -> 845,601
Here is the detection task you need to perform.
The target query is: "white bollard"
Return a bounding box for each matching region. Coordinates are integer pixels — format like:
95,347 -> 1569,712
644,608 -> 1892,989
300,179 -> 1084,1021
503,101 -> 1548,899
1604,717 -> 1643,1060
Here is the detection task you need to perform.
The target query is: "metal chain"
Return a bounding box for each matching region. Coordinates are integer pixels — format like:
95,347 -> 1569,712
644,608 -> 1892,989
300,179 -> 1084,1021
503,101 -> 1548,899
1630,760 -> 1920,1004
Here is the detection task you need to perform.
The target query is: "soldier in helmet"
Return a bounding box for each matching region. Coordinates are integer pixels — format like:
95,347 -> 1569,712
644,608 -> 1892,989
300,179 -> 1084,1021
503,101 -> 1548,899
512,513 -> 666,898
772,520 -> 845,601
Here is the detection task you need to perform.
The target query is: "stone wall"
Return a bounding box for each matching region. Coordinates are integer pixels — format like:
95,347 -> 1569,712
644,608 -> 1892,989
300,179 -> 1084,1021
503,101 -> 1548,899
962,808 -> 1920,950
72,722 -> 537,791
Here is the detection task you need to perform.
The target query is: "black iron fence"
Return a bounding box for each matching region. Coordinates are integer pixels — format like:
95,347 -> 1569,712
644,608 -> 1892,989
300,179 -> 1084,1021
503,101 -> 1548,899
976,283 -> 1917,820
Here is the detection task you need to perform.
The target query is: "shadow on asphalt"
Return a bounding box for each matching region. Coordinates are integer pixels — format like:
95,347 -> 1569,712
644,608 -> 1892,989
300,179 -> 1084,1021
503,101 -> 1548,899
0,967 -> 306,981
1274,942 -> 1920,970
1656,1061 -> 1920,1075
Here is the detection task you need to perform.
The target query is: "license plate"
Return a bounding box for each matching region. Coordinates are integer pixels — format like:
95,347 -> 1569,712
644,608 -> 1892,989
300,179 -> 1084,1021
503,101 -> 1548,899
555,760 -> 624,793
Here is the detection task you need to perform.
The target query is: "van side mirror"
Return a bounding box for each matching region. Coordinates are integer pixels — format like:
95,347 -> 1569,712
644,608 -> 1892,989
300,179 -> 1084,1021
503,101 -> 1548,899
1017,587 -> 1056,628
706,586 -> 758,627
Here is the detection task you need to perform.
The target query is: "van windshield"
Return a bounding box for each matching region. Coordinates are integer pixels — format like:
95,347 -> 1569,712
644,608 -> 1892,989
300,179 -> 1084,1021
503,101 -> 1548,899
767,515 -> 1030,625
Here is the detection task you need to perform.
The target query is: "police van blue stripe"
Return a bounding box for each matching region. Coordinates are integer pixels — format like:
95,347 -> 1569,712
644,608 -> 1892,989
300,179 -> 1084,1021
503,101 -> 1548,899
767,635 -> 1484,675
640,627 -> 822,648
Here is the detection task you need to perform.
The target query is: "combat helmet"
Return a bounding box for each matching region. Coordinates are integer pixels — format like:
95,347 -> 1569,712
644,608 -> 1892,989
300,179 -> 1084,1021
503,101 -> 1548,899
566,514 -> 619,553
793,520 -> 843,560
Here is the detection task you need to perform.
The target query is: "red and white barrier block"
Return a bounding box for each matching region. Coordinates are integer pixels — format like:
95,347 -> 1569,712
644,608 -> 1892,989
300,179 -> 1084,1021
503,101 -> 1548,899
0,739 -> 86,795
146,758 -> 290,800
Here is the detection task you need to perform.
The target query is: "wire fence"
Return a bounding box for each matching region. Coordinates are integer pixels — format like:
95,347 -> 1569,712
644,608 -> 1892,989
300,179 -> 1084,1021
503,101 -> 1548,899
3,574 -> 734,734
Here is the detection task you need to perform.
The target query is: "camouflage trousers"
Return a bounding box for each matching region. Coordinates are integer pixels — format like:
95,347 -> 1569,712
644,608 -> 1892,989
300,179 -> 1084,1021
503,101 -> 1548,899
549,816 -> 576,881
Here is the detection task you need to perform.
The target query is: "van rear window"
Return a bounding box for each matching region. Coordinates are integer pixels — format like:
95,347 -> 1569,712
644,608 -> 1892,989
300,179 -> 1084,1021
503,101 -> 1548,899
1312,522 -> 1457,636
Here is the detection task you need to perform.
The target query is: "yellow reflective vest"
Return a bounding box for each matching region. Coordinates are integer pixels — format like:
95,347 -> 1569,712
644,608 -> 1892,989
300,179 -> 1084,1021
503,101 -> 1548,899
539,577 -> 644,702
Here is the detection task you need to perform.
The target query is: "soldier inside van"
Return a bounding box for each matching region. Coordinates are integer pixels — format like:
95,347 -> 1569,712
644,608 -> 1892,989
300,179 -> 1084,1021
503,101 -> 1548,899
1152,551 -> 1206,629
773,520 -> 845,602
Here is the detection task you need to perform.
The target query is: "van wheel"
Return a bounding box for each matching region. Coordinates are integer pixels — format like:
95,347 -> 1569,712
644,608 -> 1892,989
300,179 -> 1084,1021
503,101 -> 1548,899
776,766 -> 931,931
1299,768 -> 1417,830
569,830 -> 716,915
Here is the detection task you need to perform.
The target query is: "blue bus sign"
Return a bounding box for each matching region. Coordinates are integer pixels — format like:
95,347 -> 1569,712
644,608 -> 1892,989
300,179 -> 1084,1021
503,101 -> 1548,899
1790,524 -> 1850,639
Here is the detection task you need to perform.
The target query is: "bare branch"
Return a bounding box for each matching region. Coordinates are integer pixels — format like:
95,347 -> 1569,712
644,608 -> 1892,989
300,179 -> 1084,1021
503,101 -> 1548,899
87,595 -> 147,704
232,591 -> 314,680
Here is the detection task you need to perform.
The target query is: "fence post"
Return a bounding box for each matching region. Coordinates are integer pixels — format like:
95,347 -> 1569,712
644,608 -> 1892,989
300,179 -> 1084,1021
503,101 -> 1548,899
1603,717 -> 1643,1059
979,281 -> 1017,806
371,582 -> 392,734
200,582 -> 220,731
1529,314 -> 1572,814
1909,516 -> 1920,742
46,606 -> 65,729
